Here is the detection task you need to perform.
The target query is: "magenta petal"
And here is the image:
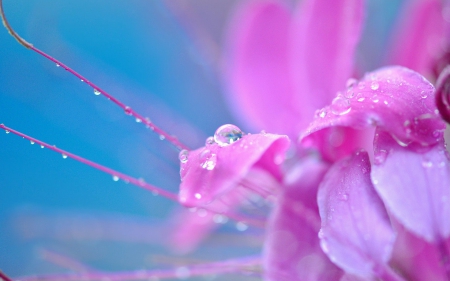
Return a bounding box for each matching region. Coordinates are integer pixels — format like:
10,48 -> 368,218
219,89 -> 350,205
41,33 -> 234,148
301,66 -> 446,148
264,157 -> 342,281
179,133 -> 290,207
371,131 -> 450,242
387,0 -> 446,76
318,151 -> 396,279
225,0 -> 299,136
435,65 -> 450,124
290,0 -> 365,130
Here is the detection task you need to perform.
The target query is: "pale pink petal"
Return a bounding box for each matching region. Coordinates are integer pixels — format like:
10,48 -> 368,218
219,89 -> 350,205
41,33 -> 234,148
290,0 -> 365,130
371,131 -> 450,242
225,0 -> 298,136
318,151 -> 396,279
435,65 -> 450,124
301,66 -> 446,148
179,133 -> 290,207
387,0 -> 447,77
390,221 -> 448,281
264,157 -> 343,281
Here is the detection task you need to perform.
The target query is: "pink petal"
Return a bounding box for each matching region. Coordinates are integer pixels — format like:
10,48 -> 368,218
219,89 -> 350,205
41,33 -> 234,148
264,157 -> 343,281
386,0 -> 447,77
318,151 -> 396,279
290,0 -> 365,130
371,131 -> 450,242
179,133 -> 290,207
301,66 -> 446,148
435,65 -> 450,124
224,0 -> 299,137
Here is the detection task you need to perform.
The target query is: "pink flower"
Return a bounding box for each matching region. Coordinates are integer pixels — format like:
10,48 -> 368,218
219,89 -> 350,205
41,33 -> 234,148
177,0 -> 450,280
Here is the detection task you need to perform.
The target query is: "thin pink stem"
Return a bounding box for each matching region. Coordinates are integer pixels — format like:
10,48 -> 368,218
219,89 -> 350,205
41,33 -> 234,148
0,124 -> 178,202
30,47 -> 189,151
18,257 -> 261,281
0,271 -> 14,281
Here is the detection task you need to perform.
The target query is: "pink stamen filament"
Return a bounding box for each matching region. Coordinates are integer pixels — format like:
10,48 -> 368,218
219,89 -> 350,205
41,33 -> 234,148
0,124 -> 178,201
16,257 -> 261,281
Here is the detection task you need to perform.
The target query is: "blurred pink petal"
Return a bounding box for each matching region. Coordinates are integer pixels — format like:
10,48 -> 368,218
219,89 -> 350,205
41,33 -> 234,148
290,0 -> 365,130
301,66 -> 446,148
225,0 -> 298,136
387,0 -> 447,77
179,132 -> 290,206
435,65 -> 450,124
371,131 -> 450,243
318,151 -> 396,279
264,157 -> 343,281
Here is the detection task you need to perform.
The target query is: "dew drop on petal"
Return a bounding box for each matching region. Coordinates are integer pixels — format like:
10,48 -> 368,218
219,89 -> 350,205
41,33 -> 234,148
346,78 -> 358,88
93,89 -> 101,96
194,193 -> 202,200
214,124 -> 243,147
236,221 -> 248,231
331,97 -> 351,115
371,82 -> 379,90
371,95 -> 379,103
200,149 -> 217,170
374,149 -> 388,165
112,175 -> 119,181
205,136 -> 215,146
420,91 -> 428,99
357,97 -> 365,102
178,149 -> 189,164
319,109 -> 328,118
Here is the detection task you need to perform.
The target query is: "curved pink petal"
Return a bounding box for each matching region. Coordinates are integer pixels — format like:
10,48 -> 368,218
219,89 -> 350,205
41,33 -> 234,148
318,151 -> 397,279
435,65 -> 450,124
225,0 -> 299,137
371,131 -> 450,243
301,66 -> 446,149
179,133 -> 290,207
387,0 -> 447,77
264,157 -> 343,281
290,0 -> 365,130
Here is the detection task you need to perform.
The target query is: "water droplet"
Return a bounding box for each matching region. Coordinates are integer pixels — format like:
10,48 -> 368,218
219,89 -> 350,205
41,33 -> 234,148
175,266 -> 191,280
319,109 -> 328,118
214,124 -> 243,147
135,118 -> 142,123
200,150 -> 217,170
62,154 -> 68,159
260,130 -> 267,134
159,135 -> 165,140
205,136 -> 215,146
421,91 -> 428,99
331,97 -> 351,115
55,63 -> 60,67
112,175 -> 119,181
124,106 -> 132,115
346,78 -> 358,88
40,145 -> 44,149
178,149 -> 189,164
344,88 -> 355,98
194,193 -> 202,199
371,95 -> 379,103
5,130 -> 10,134
80,79 -> 84,82
383,100 -> 389,105
357,97 -> 365,102
371,81 -> 379,90
236,222 -> 248,231
30,140 -> 35,145
93,89 -> 101,95
374,149 -> 388,165
422,160 -> 433,168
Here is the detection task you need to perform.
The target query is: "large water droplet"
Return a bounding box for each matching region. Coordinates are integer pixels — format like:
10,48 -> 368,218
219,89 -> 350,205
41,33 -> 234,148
178,149 -> 189,164
214,124 -> 243,147
331,97 -> 351,115
200,149 -> 217,170
93,89 -> 101,96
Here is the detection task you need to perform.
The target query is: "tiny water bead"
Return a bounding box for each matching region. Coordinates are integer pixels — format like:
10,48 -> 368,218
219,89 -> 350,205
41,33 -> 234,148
124,106 -> 132,115
93,89 -> 101,96
5,130 -> 10,134
331,97 -> 351,115
178,149 -> 189,164
200,149 -> 217,170
371,81 -> 380,90
135,118 -> 142,123
112,175 -> 120,182
213,124 -> 243,147
55,63 -> 60,67
30,140 -> 35,144
159,135 -> 165,141
205,136 -> 215,146
62,154 -> 68,159
40,145 -> 44,148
